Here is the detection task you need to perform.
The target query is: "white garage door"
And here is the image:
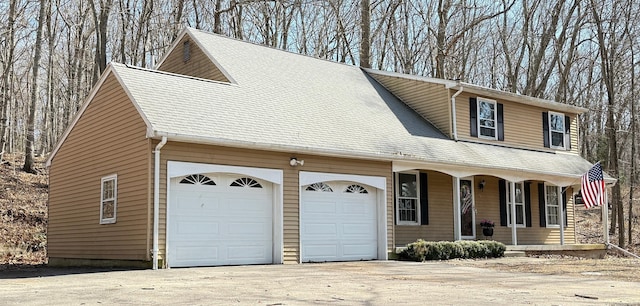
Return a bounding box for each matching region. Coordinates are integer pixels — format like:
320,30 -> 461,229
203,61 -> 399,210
301,181 -> 377,262
168,173 -> 273,267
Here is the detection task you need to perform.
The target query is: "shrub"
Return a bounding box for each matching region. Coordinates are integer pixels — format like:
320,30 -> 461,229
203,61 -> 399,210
398,240 -> 506,261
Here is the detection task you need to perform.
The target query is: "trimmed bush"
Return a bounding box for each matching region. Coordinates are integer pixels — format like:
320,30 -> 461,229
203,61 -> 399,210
398,240 -> 506,261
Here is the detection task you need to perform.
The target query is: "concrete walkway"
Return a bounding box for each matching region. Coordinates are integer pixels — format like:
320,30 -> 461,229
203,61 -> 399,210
1,261 -> 638,305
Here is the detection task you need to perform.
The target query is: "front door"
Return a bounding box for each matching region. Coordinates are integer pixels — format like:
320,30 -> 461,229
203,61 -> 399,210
460,179 -> 475,239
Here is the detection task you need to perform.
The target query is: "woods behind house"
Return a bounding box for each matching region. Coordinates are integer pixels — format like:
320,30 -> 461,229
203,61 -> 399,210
0,0 -> 637,247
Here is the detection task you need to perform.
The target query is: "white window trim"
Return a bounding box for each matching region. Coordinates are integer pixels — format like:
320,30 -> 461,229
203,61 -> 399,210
100,174 -> 118,224
477,98 -> 498,140
548,111 -> 566,149
506,182 -> 526,228
395,171 -> 420,226
544,184 -> 561,228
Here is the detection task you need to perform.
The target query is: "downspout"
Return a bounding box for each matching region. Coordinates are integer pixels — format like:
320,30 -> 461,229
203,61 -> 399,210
153,136 -> 167,270
450,83 -> 464,141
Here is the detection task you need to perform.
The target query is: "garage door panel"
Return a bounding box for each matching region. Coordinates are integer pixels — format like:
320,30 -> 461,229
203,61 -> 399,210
175,196 -> 221,212
303,222 -> 338,235
302,200 -> 337,214
342,243 -> 377,257
175,246 -> 219,261
341,201 -> 369,214
227,221 -> 271,235
227,245 -> 270,260
176,220 -> 220,235
303,244 -> 338,258
342,223 -> 375,235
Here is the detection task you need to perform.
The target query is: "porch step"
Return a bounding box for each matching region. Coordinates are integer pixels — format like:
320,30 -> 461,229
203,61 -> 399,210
503,251 -> 526,257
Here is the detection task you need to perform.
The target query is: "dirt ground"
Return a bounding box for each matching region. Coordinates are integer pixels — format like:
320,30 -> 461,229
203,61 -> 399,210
448,255 -> 640,283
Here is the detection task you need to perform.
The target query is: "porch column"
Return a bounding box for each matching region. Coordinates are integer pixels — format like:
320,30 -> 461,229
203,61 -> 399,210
603,190 -> 610,244
510,181 -> 517,245
453,176 -> 461,241
558,186 -> 564,245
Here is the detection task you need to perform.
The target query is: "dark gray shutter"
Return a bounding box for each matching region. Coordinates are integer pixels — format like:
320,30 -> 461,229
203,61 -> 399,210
497,103 -> 504,141
564,115 -> 571,150
538,183 -> 546,227
470,98 -> 478,137
525,182 -> 532,227
562,187 -> 568,226
393,174 -> 397,225
542,112 -> 550,148
420,172 -> 429,225
499,180 -> 507,226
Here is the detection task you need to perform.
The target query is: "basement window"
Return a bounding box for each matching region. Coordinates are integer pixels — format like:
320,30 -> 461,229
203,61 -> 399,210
100,175 -> 117,224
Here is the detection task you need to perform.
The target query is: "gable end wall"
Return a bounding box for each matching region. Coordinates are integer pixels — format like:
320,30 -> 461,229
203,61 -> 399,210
48,73 -> 152,261
157,35 -> 230,82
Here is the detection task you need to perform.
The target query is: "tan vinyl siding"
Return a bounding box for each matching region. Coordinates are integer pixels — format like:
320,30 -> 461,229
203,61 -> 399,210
455,92 -> 579,153
48,73 -> 151,260
395,170 -> 454,245
395,173 -> 576,246
155,142 -> 394,264
157,35 -> 230,82
368,74 -> 451,137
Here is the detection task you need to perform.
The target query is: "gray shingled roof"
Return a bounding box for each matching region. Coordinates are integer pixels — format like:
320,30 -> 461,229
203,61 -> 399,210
107,28 -> 607,185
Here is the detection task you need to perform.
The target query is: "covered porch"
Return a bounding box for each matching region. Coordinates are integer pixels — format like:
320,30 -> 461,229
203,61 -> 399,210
391,141 -> 615,249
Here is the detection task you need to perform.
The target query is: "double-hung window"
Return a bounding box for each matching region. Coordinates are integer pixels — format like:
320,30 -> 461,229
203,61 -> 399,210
506,182 -> 525,227
478,98 -> 497,139
396,172 -> 419,225
100,175 -> 117,224
545,185 -> 561,227
549,112 -> 565,149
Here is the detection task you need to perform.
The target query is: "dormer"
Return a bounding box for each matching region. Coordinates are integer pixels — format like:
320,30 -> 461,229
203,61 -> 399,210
155,28 -> 233,83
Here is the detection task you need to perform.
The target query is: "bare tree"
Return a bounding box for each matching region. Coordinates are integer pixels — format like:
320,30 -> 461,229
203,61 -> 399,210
23,0 -> 48,173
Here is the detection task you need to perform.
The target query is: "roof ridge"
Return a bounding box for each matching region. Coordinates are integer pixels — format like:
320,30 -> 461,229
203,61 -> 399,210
111,62 -> 235,86
186,27 -> 364,71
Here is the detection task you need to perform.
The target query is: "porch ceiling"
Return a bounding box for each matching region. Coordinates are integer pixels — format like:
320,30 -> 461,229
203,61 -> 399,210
392,138 -> 615,187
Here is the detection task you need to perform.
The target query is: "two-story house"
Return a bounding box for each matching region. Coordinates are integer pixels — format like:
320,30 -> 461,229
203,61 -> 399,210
46,28 -> 611,269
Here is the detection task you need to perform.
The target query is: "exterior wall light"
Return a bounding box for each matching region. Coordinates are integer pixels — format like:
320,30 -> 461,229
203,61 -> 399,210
290,158 -> 304,167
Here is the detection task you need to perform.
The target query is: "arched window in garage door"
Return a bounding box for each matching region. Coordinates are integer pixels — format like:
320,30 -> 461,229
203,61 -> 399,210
305,182 -> 333,192
179,174 -> 216,185
345,184 -> 368,194
230,177 -> 262,188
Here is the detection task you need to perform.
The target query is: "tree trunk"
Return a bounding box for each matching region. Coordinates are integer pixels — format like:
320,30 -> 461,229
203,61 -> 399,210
359,0 -> 371,68
23,0 -> 48,173
0,0 -> 17,160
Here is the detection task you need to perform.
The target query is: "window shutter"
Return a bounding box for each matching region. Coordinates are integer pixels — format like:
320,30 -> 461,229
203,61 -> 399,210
499,179 -> 507,226
564,115 -> 571,150
470,98 -> 478,137
393,175 -> 397,225
542,112 -> 550,148
497,103 -> 504,141
538,183 -> 546,227
420,172 -> 429,225
525,182 -> 532,227
562,187 -> 568,227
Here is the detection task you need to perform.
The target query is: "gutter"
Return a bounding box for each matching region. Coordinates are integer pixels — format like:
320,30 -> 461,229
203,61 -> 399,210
449,83 -> 464,141
152,136 -> 167,270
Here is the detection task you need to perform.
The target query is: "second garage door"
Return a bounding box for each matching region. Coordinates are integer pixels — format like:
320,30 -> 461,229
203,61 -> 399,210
301,181 -> 378,262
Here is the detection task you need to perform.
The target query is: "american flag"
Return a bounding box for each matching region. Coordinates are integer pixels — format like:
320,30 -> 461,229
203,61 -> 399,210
581,162 -> 606,209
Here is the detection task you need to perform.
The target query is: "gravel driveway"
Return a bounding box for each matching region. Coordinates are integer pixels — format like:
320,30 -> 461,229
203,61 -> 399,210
1,260 -> 638,305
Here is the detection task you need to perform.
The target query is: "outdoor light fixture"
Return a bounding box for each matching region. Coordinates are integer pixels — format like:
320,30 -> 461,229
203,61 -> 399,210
479,179 -> 486,191
289,158 -> 304,167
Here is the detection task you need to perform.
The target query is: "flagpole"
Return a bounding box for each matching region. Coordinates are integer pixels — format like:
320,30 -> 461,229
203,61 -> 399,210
603,187 -> 610,244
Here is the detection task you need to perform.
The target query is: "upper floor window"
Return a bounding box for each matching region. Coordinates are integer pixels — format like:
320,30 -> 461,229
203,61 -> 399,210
543,111 -> 571,150
470,97 -> 504,141
506,182 -> 525,227
100,175 -> 117,224
545,185 -> 561,227
549,112 -> 565,149
478,98 -> 497,140
396,172 -> 419,225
